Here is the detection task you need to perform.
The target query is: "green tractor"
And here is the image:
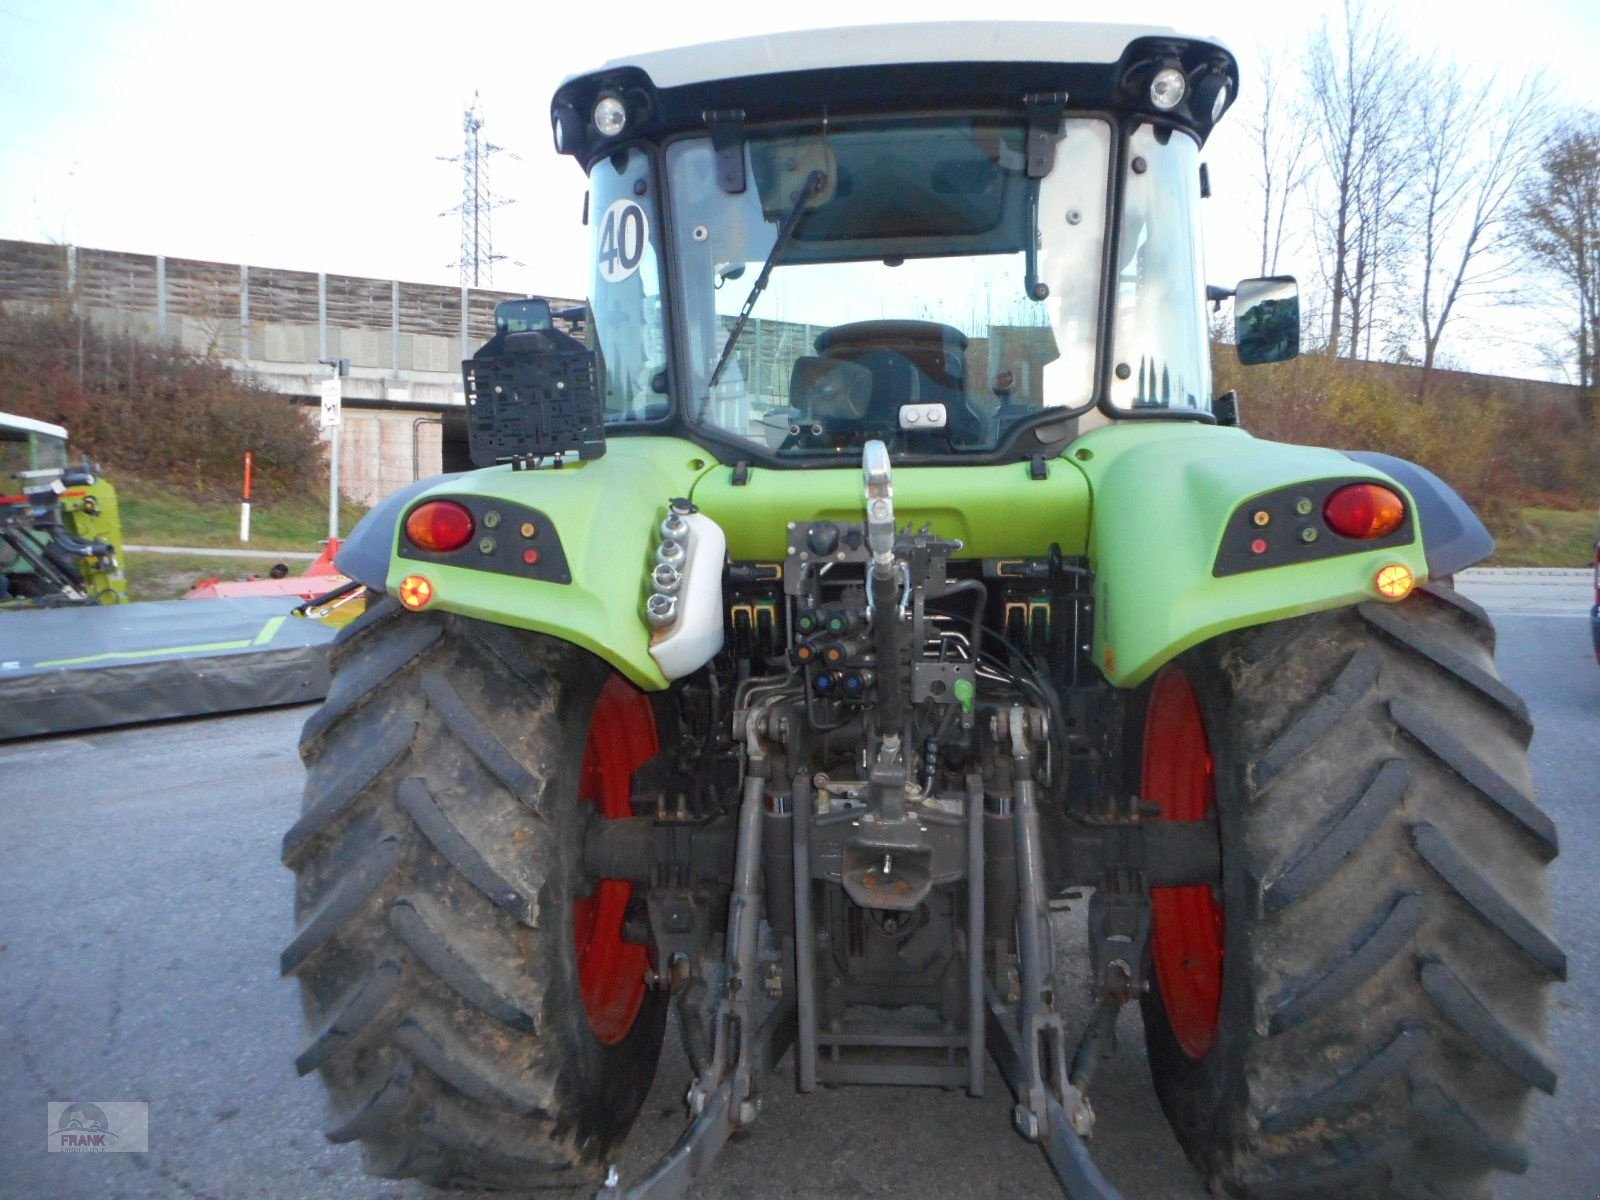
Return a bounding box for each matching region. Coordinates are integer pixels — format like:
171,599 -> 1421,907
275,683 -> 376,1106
282,22 -> 1560,1199
0,410 -> 126,607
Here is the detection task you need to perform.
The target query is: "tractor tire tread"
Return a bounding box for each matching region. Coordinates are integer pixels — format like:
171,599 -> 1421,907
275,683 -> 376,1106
295,959 -> 405,1077
1411,822 -> 1565,979
301,618 -> 440,746
397,776 -> 542,926
283,610 -> 665,1189
1142,589 -> 1559,1199
283,716 -> 417,865
1258,1023 -> 1425,1134
1253,647 -> 1381,792
1388,697 -> 1557,857
1358,602 -> 1531,737
1261,759 -> 1409,914
1264,892 -> 1423,1033
1419,959 -> 1557,1094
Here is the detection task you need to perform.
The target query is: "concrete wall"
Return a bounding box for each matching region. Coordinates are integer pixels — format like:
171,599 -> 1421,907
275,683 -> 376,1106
339,410 -> 443,503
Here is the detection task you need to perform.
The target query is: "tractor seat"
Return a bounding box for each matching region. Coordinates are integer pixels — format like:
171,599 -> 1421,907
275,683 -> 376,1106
809,320 -> 984,445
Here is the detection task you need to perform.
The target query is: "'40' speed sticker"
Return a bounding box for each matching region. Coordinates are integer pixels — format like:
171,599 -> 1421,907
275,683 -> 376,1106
597,198 -> 649,284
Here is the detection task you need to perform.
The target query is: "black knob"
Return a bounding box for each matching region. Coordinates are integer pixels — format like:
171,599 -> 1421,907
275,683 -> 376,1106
807,521 -> 840,556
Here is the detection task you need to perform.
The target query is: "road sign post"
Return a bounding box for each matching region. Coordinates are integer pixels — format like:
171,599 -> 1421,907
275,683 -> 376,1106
317,360 -> 348,543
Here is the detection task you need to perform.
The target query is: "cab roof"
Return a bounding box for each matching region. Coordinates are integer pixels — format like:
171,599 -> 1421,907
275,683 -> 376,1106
552,21 -> 1238,164
580,22 -> 1212,88
0,411 -> 68,441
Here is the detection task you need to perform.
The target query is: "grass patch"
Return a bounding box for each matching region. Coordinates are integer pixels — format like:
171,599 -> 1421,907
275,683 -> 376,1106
117,477 -> 368,552
1487,506 -> 1597,568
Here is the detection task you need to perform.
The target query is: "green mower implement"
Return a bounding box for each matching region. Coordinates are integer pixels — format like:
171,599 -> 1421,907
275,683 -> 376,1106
282,22 -> 1559,1199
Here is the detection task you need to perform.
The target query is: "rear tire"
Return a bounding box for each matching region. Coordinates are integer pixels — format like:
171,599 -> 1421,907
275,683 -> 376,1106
1136,585 -> 1562,1199
281,600 -> 666,1189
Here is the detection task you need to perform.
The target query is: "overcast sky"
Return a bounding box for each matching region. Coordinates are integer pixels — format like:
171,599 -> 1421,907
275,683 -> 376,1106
2,0 -> 1598,376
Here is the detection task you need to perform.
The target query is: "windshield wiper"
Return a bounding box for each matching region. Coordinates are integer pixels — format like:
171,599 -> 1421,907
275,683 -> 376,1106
1023,178 -> 1048,303
697,168 -> 826,422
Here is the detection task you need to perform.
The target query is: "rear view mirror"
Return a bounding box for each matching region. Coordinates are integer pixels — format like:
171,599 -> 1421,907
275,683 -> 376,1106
1234,276 -> 1299,365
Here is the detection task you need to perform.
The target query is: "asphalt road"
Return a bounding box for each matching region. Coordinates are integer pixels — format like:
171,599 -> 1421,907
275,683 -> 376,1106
0,591 -> 1593,1200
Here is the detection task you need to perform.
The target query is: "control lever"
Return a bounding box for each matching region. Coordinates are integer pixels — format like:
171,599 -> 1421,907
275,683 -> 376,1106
861,440 -> 905,746
863,439 -> 895,578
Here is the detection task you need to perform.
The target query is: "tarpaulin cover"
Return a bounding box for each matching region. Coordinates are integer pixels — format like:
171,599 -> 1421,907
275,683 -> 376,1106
0,597 -> 336,740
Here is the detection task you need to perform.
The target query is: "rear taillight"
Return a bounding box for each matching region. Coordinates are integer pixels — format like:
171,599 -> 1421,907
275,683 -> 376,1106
1323,483 -> 1406,540
404,500 -> 475,553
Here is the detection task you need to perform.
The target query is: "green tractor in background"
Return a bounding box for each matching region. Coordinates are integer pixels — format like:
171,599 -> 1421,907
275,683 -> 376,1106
0,410 -> 126,607
282,22 -> 1560,1199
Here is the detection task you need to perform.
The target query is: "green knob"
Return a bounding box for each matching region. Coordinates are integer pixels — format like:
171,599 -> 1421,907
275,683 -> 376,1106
953,678 -> 976,715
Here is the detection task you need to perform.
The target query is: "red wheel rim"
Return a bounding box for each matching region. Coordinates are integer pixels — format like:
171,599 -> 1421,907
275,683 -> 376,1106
573,675 -> 657,1044
1144,665 -> 1223,1060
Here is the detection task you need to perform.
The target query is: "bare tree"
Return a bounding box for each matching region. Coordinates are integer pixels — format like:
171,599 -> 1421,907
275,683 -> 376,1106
1517,115 -> 1600,420
1303,0 -> 1417,358
1413,69 -> 1551,395
1245,50 -> 1312,278
1345,114 -> 1416,362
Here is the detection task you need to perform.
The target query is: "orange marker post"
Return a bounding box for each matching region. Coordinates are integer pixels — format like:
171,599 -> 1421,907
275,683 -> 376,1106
240,451 -> 254,543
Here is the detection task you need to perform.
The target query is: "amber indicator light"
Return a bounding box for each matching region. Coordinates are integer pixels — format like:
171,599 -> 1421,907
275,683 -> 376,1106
1323,483 -> 1405,540
405,500 -> 475,553
1374,563 -> 1415,601
398,574 -> 435,610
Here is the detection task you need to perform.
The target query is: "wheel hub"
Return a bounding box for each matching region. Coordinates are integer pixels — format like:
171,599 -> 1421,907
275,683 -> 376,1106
1143,665 -> 1223,1060
574,674 -> 657,1044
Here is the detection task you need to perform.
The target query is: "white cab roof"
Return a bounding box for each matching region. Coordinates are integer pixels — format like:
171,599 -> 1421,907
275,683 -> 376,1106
585,21 -> 1219,90
0,411 -> 68,441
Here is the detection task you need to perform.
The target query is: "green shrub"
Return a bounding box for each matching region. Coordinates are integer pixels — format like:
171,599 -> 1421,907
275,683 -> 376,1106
0,308 -> 322,500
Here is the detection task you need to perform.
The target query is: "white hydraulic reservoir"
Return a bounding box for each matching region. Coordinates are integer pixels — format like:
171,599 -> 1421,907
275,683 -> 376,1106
648,510 -> 726,679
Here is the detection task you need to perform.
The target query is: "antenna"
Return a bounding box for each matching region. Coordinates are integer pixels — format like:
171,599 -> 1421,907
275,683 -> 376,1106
439,92 -> 517,287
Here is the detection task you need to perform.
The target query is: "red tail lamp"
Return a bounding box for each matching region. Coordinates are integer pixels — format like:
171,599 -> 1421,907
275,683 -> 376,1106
405,500 -> 474,553
1324,483 -> 1405,540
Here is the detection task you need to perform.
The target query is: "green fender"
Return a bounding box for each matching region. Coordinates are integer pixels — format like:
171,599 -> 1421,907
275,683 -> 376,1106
361,424 -> 1437,697
378,439 -> 719,690
1067,423 -> 1432,687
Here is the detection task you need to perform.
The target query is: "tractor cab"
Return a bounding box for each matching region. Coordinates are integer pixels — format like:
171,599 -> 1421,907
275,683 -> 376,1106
529,21 -> 1288,471
1,411 -> 71,492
